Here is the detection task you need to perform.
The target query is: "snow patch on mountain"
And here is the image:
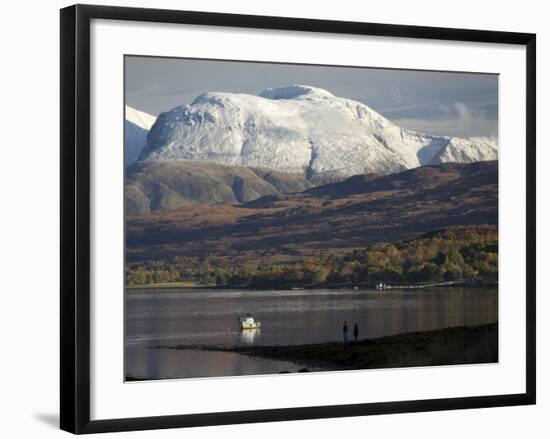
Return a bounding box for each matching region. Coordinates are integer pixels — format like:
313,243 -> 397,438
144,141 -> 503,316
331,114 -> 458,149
139,85 -> 497,180
126,105 -> 156,130
430,136 -> 498,164
125,105 -> 156,166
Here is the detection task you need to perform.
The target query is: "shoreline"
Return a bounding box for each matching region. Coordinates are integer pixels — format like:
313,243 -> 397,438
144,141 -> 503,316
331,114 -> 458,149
153,323 -> 498,374
126,280 -> 498,291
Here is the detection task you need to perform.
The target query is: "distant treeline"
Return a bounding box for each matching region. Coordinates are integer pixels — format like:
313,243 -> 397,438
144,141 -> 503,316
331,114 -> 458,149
125,225 -> 497,288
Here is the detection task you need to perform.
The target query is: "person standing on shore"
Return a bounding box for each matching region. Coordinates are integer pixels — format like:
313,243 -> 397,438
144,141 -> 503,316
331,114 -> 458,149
353,323 -> 359,342
342,321 -> 349,343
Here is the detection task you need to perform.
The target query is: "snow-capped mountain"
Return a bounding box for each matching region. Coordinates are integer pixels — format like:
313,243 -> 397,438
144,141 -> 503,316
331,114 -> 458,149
125,105 -> 156,166
139,85 -> 497,181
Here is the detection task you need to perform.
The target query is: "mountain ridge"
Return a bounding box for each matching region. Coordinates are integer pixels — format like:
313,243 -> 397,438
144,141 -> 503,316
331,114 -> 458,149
125,160 -> 314,214
125,105 -> 156,166
126,161 -> 498,264
138,84 -> 497,181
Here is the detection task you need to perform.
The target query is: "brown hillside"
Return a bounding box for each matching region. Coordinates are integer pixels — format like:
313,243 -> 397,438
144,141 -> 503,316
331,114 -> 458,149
126,161 -> 498,264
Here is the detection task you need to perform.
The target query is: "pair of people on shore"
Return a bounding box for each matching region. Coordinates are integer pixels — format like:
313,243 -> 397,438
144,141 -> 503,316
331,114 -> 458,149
342,321 -> 359,343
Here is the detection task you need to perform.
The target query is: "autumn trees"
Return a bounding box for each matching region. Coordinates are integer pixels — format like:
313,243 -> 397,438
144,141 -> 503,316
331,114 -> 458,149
125,225 -> 498,288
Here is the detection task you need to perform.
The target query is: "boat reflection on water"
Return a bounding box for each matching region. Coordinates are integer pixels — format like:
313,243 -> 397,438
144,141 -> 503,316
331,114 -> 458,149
240,328 -> 261,345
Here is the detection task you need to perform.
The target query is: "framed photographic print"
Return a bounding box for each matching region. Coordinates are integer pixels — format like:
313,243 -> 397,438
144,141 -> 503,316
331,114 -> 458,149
60,4 -> 536,434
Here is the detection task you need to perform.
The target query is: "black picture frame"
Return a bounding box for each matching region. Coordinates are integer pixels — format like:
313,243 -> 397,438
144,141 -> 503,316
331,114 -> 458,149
60,4 -> 536,434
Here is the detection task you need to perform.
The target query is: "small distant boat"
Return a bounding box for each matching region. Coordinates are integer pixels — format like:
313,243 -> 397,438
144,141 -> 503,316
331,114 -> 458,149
239,314 -> 261,330
376,282 -> 391,290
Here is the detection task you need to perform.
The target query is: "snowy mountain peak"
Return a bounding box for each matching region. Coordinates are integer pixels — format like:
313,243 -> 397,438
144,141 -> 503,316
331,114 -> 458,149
125,106 -> 156,166
259,84 -> 335,100
125,105 -> 156,130
138,85 -> 497,182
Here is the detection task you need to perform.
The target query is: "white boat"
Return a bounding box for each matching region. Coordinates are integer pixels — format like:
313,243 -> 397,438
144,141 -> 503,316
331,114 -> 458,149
239,315 -> 261,330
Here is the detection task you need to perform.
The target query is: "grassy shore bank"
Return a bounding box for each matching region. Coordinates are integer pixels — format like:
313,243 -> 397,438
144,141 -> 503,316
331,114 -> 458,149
208,323 -> 498,371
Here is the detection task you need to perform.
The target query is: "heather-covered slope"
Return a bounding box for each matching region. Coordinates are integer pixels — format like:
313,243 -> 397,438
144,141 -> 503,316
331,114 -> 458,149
126,161 -> 498,264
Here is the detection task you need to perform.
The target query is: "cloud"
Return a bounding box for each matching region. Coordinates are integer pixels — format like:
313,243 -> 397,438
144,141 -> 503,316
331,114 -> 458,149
125,56 -> 498,136
393,101 -> 498,138
377,99 -> 441,115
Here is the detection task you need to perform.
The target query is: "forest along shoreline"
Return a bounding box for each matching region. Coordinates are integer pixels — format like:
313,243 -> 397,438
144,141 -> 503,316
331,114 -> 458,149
125,225 -> 498,291
150,323 -> 498,374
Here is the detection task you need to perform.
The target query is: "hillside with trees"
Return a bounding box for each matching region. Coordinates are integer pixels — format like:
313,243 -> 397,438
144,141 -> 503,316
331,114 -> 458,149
126,225 -> 497,288
126,161 -> 498,288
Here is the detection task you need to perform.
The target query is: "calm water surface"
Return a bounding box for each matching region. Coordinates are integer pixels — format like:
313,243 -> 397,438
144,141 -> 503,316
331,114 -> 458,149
125,287 -> 497,380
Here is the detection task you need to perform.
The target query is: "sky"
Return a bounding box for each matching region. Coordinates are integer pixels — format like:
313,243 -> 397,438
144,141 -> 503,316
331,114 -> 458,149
125,56 -> 498,138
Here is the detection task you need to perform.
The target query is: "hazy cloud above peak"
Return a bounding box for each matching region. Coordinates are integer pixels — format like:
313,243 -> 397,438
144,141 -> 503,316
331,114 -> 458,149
394,101 -> 498,138
125,56 -> 498,139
